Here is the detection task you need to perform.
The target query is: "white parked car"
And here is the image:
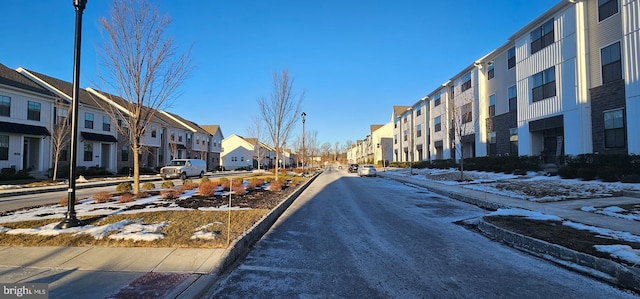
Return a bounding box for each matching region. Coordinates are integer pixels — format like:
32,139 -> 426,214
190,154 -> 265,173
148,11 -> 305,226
160,159 -> 206,180
358,164 -> 377,177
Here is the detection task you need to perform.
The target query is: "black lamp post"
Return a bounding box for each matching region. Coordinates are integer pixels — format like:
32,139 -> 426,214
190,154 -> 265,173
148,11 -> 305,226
301,112 -> 306,173
56,0 -> 87,229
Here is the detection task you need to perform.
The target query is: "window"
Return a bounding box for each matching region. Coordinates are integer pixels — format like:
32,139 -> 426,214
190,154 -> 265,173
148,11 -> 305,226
461,103 -> 473,123
170,130 -> 175,141
0,96 -> 10,117
489,94 -> 496,117
530,18 -> 554,54
102,116 -> 110,131
60,147 -> 68,161
394,122 -> 397,129
601,42 -> 622,84
394,134 -> 398,144
179,132 -> 183,142
416,107 -> 421,116
231,157 -> 237,162
151,127 -> 157,138
599,0 -> 618,22
509,128 -> 518,156
85,113 -> 94,129
604,109 -> 625,148
434,116 -> 442,132
403,130 -> 408,141
0,135 -> 8,160
187,133 -> 192,145
461,72 -> 472,92
122,146 -> 129,161
54,107 -> 68,125
507,47 -> 516,69
416,124 -> 422,138
508,85 -> 517,112
403,116 -> 407,123
532,67 -> 556,102
487,63 -> 494,80
488,132 -> 497,155
84,143 -> 93,161
434,95 -> 441,107
450,85 -> 455,99
27,101 -> 41,121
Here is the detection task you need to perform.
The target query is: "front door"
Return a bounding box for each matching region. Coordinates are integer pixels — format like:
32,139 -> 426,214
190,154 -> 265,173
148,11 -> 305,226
101,143 -> 110,170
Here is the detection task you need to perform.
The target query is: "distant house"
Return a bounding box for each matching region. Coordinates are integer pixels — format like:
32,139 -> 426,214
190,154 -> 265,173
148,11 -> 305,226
221,134 -> 274,170
201,125 -> 223,170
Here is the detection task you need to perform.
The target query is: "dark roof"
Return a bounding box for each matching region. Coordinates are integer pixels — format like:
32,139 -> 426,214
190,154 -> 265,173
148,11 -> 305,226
0,64 -> 54,97
0,121 -> 51,136
80,132 -> 118,143
22,68 -> 102,107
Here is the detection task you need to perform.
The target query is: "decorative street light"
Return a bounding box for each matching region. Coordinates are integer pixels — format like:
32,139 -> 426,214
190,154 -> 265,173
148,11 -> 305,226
57,0 -> 87,229
301,112 -> 306,174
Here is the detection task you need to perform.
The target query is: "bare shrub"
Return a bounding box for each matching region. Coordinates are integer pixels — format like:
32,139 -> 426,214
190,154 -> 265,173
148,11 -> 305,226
93,191 -> 113,204
232,185 -> 246,195
161,180 -> 175,189
221,180 -> 231,191
135,192 -> 149,199
180,181 -> 199,192
117,193 -> 136,203
160,189 -> 180,199
141,182 -> 155,190
58,196 -> 79,206
268,181 -> 283,191
198,181 -> 217,197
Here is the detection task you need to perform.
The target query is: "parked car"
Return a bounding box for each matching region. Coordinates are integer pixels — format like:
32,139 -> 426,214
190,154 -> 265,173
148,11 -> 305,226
348,163 -> 359,173
358,164 -> 377,177
160,159 -> 206,180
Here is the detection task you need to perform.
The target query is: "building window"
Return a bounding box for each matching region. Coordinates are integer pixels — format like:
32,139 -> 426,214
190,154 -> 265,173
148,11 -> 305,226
416,124 -> 422,138
102,116 -> 111,131
394,134 -> 398,144
416,107 -> 421,116
604,109 -> 625,148
84,143 -> 93,161
60,147 -> 68,161
434,95 -> 441,107
530,18 -> 554,54
599,0 -> 618,22
508,85 -> 517,112
507,47 -> 516,69
151,128 -> 157,138
403,130 -> 408,141
54,107 -> 68,125
0,96 -> 10,117
434,116 -> 442,132
488,132 -> 497,156
0,135 -> 8,160
461,72 -> 472,92
27,101 -> 41,121
488,94 -> 496,117
170,130 -> 175,141
179,132 -> 183,142
122,146 -> 129,161
461,103 -> 473,123
450,85 -> 455,99
403,116 -> 407,123
487,63 -> 494,80
394,122 -> 397,129
85,113 -> 94,129
187,133 -> 192,145
532,67 -> 556,102
509,128 -> 518,156
601,41 -> 622,84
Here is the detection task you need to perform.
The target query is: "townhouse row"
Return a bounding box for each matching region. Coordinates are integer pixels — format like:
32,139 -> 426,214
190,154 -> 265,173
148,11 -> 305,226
0,63 -> 224,177
349,0 -> 640,166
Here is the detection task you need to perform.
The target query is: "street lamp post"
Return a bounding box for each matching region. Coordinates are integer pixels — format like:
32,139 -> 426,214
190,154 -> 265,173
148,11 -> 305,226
57,0 -> 87,229
301,112 -> 306,174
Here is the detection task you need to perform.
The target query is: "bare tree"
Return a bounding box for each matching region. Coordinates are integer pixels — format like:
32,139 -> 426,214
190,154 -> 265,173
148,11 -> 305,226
50,99 -> 71,181
246,115 -> 265,170
334,141 -> 340,163
321,142 -> 332,164
306,130 -> 319,168
449,101 -> 477,181
97,0 -> 191,194
257,69 -> 303,179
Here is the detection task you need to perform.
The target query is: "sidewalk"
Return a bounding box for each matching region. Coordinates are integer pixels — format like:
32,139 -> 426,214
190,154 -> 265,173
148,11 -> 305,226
1,171 -> 640,297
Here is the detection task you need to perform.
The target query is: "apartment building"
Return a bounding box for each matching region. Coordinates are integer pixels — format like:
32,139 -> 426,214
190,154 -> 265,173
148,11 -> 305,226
201,125 -> 224,170
221,134 -> 275,170
385,0 -> 640,165
0,64 -> 56,175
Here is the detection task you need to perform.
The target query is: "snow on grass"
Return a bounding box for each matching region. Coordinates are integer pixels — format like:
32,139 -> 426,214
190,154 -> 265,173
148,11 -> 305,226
563,221 -> 640,243
594,245 -> 640,265
487,208 -> 563,221
108,220 -> 168,241
581,206 -> 640,221
191,222 -> 224,240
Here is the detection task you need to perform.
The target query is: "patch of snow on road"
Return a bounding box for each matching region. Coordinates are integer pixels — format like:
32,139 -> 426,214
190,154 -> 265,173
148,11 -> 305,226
488,208 -> 563,221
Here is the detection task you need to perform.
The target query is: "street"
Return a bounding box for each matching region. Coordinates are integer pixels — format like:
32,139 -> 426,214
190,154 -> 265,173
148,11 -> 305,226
205,166 -> 636,298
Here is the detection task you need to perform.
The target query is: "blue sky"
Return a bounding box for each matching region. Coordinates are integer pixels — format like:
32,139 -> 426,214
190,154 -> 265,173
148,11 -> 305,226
2,0 -> 559,148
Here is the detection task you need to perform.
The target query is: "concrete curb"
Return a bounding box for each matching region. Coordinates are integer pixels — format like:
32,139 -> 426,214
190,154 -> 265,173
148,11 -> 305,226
176,172 -> 321,298
478,219 -> 640,293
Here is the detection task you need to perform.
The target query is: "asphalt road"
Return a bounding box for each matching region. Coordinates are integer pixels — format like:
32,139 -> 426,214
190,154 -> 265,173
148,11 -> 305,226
205,166 -> 637,298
